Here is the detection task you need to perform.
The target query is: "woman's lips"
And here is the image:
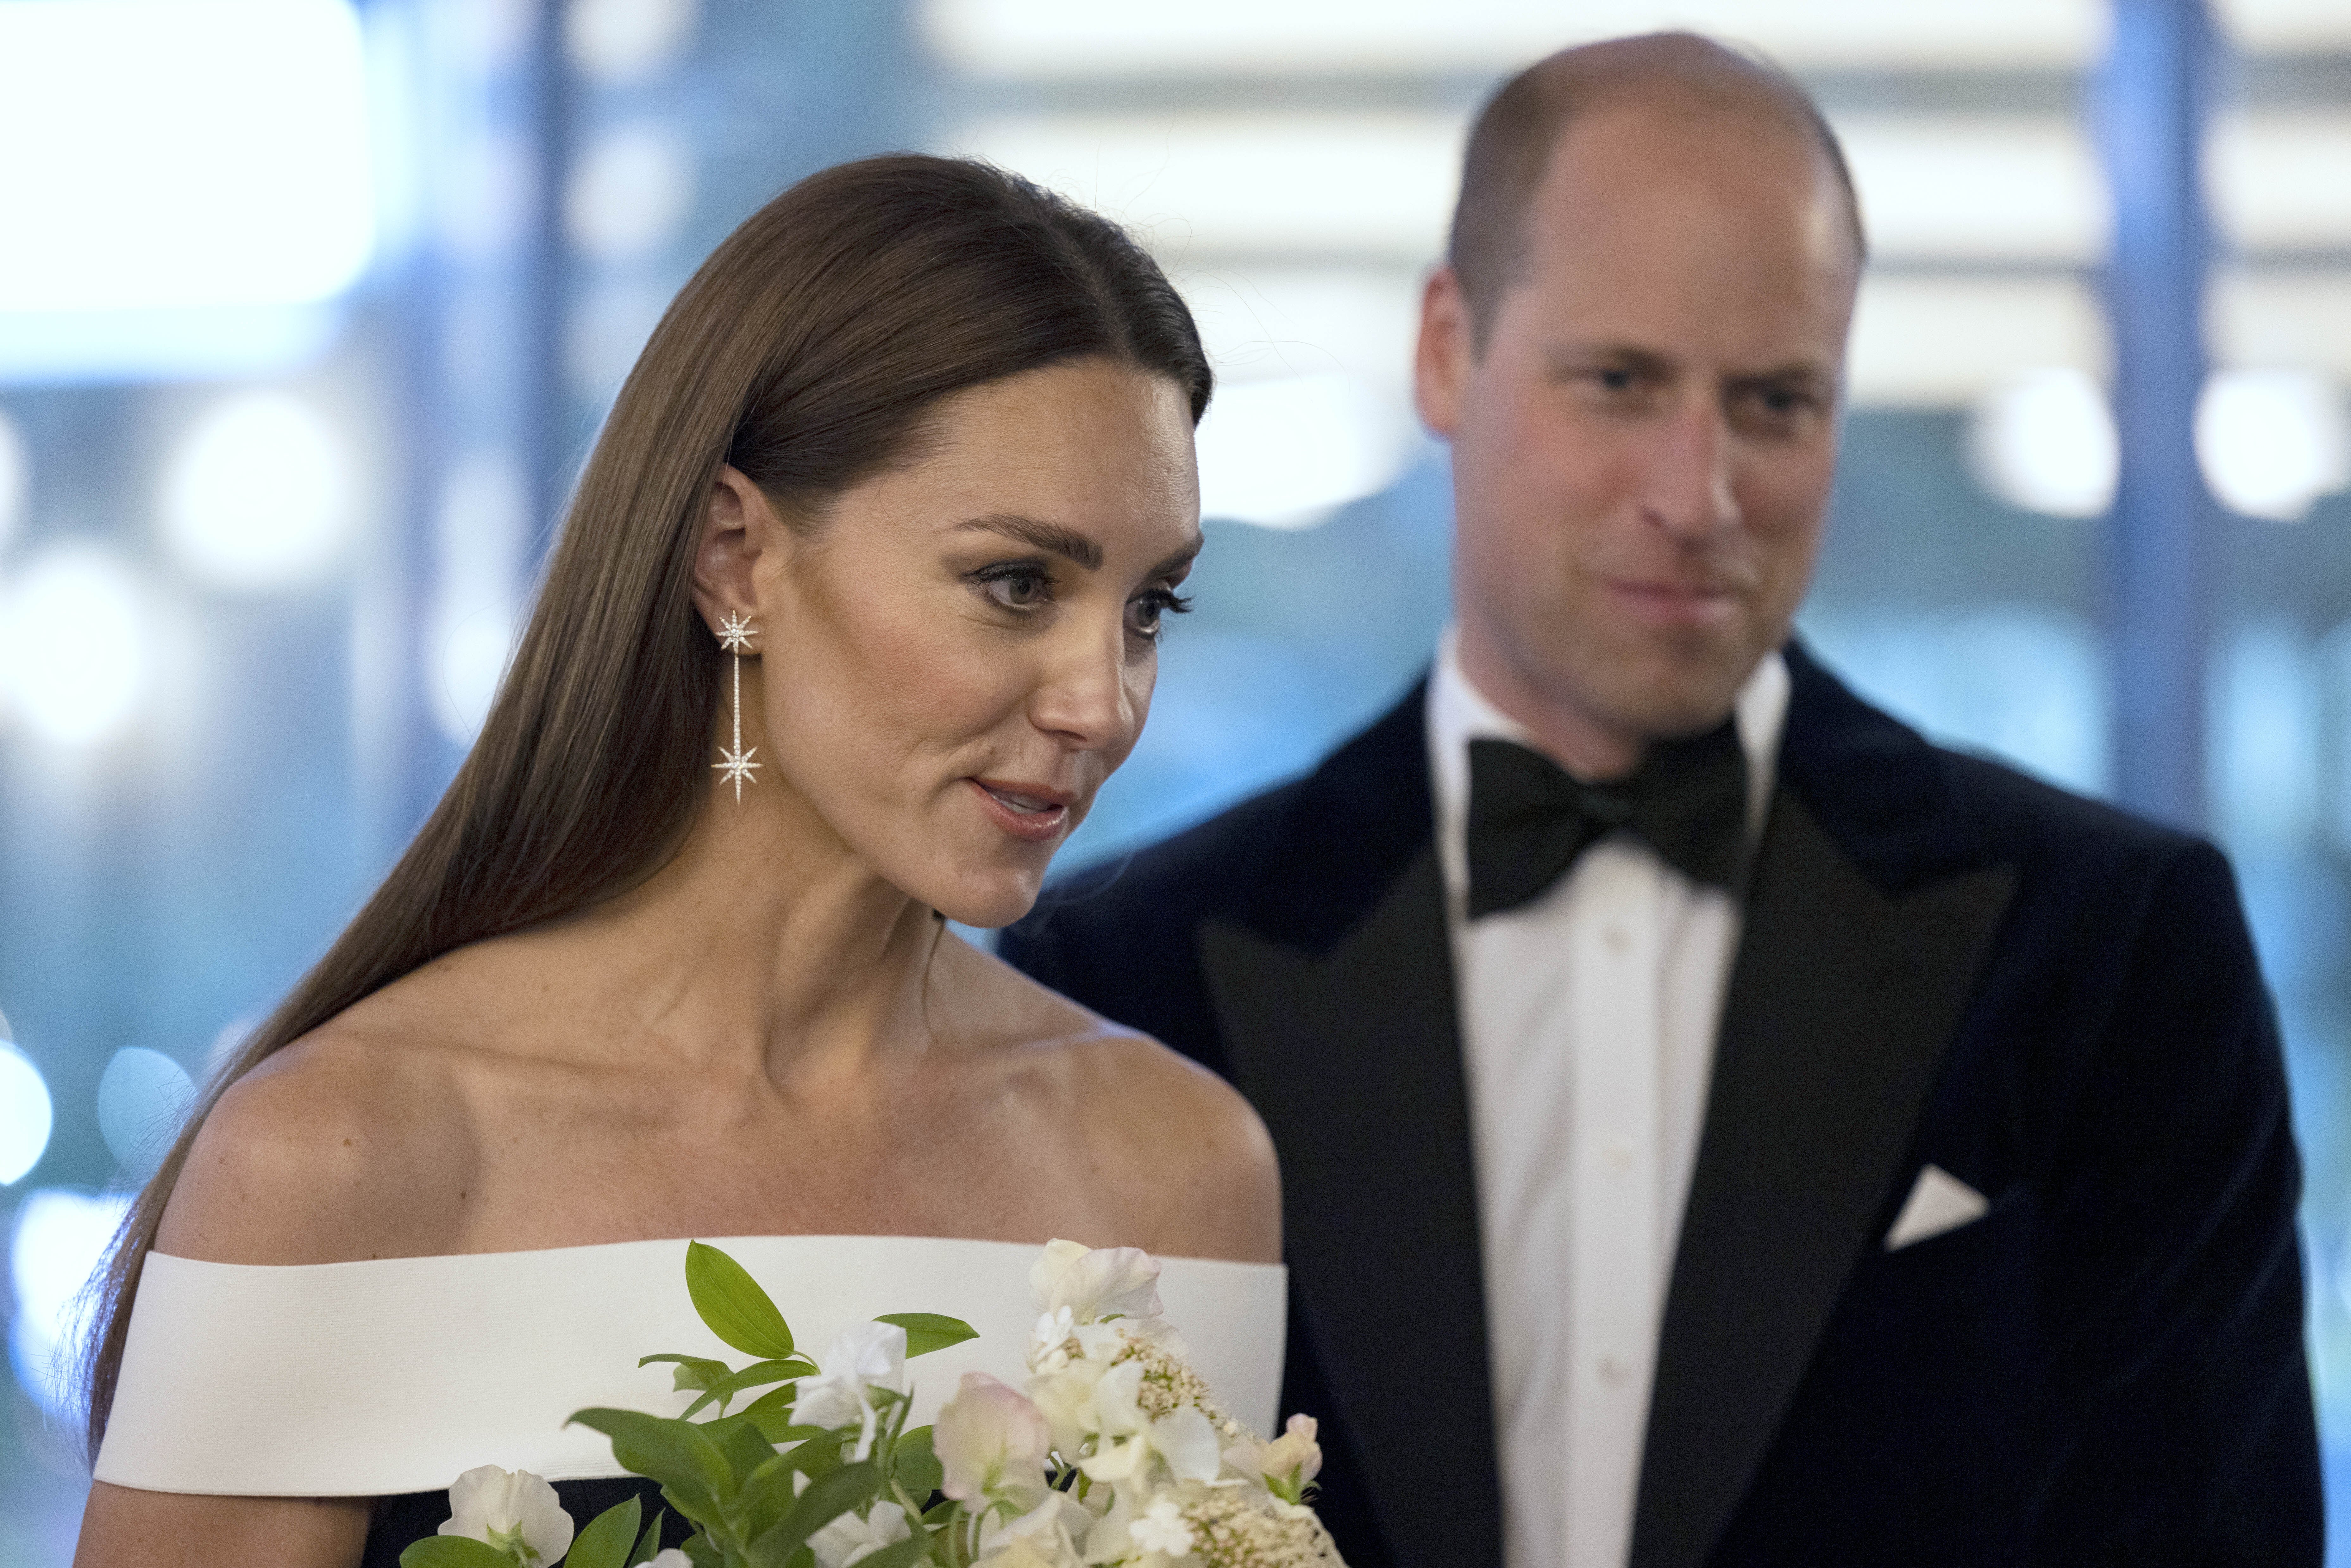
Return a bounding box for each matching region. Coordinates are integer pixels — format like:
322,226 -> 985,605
966,777 -> 1073,844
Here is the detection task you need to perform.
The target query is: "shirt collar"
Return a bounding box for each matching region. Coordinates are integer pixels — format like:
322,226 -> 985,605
1426,625 -> 1791,899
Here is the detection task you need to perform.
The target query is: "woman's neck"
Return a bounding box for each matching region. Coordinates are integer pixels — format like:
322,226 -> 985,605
533,778 -> 945,1084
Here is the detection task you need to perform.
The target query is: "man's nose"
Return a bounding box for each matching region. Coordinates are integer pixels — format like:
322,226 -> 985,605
1026,617 -> 1138,754
1638,398 -> 1740,542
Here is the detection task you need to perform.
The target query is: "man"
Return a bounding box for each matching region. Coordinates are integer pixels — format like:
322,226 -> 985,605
1002,32 -> 2319,1568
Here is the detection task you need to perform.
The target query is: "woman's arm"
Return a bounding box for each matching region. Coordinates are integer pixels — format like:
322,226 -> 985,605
75,1484 -> 368,1568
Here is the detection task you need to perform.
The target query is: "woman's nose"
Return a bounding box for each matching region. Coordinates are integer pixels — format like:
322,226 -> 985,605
1026,617 -> 1139,753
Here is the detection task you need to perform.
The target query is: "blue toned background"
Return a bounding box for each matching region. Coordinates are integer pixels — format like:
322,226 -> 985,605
4,0 -> 2351,1560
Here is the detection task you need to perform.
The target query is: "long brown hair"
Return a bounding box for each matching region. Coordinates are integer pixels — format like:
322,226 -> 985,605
79,153 -> 1212,1458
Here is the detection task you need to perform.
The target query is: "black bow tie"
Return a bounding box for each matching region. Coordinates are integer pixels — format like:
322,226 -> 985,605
1465,723 -> 1750,918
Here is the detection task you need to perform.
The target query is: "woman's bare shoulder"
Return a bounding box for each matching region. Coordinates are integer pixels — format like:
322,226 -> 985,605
154,994 -> 486,1267
955,939 -> 1282,1262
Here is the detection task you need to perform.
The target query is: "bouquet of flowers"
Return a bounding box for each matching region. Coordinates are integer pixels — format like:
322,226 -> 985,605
400,1239 -> 1342,1568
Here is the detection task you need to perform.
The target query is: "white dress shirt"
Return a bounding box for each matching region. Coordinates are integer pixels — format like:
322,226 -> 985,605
1428,629 -> 1789,1568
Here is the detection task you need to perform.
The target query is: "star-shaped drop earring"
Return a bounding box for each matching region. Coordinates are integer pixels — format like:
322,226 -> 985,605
712,612 -> 761,801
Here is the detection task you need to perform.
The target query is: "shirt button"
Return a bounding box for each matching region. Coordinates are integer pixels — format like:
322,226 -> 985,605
1602,924 -> 1630,953
1599,1352 -> 1631,1385
1602,1137 -> 1635,1172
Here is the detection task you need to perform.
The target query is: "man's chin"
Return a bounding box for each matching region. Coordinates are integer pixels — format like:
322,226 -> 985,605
1589,642 -> 1764,741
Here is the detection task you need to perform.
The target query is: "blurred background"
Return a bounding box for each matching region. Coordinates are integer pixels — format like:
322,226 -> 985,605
0,0 -> 2347,1557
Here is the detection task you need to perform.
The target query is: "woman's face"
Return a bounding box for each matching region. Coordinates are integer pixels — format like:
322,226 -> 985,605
717,357 -> 1201,927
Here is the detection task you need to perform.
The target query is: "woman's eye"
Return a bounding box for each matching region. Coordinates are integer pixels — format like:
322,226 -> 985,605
979,565 -> 1051,610
1127,587 -> 1194,640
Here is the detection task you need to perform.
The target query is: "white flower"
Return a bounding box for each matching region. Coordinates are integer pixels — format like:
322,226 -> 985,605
646,1554 -> 691,1568
1031,1239 -> 1163,1325
1081,1486 -> 1198,1566
1230,1414 -> 1323,1502
793,1321 -> 908,1461
1127,1497 -> 1196,1558
808,1501 -> 910,1568
1077,1363 -> 1221,1487
438,1465 -> 574,1567
937,1372 -> 1053,1506
1028,1306 -> 1080,1375
979,1493 -> 1090,1566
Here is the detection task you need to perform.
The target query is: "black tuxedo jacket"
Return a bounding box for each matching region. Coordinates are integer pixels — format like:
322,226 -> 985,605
1001,644 -> 2320,1567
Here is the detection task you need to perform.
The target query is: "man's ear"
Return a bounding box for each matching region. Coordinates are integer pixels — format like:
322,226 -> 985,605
1414,267 -> 1476,440
689,465 -> 783,637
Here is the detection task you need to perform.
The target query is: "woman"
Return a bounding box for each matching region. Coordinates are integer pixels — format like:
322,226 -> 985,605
72,154 -> 1280,1565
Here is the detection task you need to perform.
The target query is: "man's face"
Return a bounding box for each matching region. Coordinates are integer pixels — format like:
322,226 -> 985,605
1417,98 -> 1859,764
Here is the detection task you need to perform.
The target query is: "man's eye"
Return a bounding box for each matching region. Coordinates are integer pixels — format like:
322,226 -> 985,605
1595,367 -> 1640,393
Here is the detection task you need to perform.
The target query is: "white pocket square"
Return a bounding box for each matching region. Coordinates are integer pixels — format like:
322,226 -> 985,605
1884,1163 -> 1990,1251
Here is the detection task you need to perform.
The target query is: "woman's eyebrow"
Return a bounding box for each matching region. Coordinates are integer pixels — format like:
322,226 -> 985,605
956,512 -> 1103,570
1150,535 -> 1205,579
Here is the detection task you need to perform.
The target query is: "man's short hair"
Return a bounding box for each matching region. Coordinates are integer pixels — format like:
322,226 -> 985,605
1447,32 -> 1867,348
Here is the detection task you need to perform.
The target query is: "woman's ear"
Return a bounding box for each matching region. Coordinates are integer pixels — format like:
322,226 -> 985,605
689,465 -> 785,637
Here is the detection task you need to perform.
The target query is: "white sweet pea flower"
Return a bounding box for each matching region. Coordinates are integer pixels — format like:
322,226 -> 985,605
1030,1239 -> 1163,1325
1081,1485 -> 1198,1566
1028,1306 -> 1079,1374
1229,1414 -> 1324,1502
646,1554 -> 691,1568
978,1492 -> 1090,1566
937,1372 -> 1053,1506
1127,1497 -> 1197,1558
808,1501 -> 911,1568
794,1321 -> 908,1461
1077,1363 -> 1221,1486
438,1465 -> 574,1567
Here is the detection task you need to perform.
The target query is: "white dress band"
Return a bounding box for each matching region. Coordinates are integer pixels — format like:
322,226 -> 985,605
95,1234 -> 1288,1498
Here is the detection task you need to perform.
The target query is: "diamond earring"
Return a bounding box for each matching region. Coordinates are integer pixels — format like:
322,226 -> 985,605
713,611 -> 761,802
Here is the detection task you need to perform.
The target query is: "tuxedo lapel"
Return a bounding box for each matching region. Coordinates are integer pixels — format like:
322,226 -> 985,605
1197,684 -> 1502,1568
1629,786 -> 2017,1568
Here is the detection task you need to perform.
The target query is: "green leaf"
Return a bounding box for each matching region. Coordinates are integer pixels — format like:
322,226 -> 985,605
682,1357 -> 815,1418
630,1510 -> 668,1567
891,1426 -> 942,1500
570,1407 -> 735,1515
687,1242 -> 796,1361
642,1353 -> 736,1394
748,1460 -> 881,1567
565,1497 -> 643,1568
746,1410 -> 826,1445
854,1532 -> 937,1568
873,1313 -> 977,1359
731,1452 -> 804,1546
779,1428 -> 845,1482
681,1531 -> 724,1568
399,1541 -> 517,1568
717,1417 -> 779,1486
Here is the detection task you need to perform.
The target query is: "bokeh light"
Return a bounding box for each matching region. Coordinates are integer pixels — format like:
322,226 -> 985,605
1965,367 -> 2119,518
0,0 -> 371,315
97,1047 -> 196,1185
8,1187 -> 131,1417
0,408 -> 28,556
0,1034 -> 54,1186
0,543 -> 149,746
1196,373 -> 1420,528
565,122 -> 696,262
567,0 -> 700,83
158,392 -> 356,593
2197,368 -> 2351,522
